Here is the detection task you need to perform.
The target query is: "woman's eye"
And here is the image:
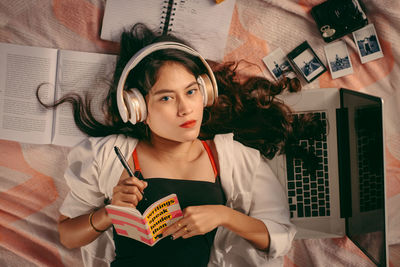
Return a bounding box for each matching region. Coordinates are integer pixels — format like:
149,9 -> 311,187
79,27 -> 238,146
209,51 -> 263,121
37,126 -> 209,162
160,96 -> 171,101
187,89 -> 197,95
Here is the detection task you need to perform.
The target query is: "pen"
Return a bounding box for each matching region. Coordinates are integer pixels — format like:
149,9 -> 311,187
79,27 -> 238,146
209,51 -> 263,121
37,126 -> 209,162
114,146 -> 147,201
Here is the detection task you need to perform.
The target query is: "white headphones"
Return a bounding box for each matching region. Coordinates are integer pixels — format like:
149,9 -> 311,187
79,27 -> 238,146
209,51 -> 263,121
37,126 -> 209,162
116,41 -> 218,124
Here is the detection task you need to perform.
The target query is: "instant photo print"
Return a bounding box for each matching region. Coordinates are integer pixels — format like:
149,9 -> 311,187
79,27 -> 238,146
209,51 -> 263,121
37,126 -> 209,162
353,24 -> 384,64
262,48 -> 296,81
287,41 -> 327,83
311,0 -> 368,43
324,40 -> 353,79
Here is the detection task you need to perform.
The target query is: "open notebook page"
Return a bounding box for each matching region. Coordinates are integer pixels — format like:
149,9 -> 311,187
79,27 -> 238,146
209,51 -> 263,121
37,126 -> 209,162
170,0 -> 236,61
100,0 -> 163,42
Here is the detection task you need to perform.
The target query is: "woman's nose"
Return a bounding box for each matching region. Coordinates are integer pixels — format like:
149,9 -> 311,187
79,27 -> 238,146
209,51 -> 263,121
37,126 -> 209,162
177,97 -> 193,116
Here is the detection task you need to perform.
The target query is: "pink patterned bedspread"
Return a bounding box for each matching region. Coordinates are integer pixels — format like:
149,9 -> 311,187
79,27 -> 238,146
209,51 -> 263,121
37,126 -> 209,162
0,0 -> 399,266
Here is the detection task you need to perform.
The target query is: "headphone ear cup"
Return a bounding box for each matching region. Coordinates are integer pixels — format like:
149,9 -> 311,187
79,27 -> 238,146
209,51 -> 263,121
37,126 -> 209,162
123,88 -> 147,125
197,74 -> 215,107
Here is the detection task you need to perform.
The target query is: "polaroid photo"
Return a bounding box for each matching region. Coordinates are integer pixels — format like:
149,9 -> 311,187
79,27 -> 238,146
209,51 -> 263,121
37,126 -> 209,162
324,40 -> 354,79
352,24 -> 384,64
287,41 -> 327,83
262,48 -> 296,81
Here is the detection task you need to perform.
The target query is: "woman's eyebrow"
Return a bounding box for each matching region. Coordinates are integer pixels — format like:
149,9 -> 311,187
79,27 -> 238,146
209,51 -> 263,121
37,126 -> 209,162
151,89 -> 175,96
152,81 -> 198,95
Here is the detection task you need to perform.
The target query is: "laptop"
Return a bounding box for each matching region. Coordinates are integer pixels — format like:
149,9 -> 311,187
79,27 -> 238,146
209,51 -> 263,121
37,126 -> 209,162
269,88 -> 388,266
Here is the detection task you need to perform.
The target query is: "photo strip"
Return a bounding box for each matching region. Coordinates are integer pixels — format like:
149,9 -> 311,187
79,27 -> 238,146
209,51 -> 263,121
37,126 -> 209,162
262,48 -> 296,81
352,24 -> 383,64
287,41 -> 327,83
324,40 -> 353,79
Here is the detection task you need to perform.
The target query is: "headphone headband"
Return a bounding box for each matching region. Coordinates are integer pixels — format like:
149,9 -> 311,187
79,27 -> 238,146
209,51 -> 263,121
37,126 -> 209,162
116,41 -> 218,123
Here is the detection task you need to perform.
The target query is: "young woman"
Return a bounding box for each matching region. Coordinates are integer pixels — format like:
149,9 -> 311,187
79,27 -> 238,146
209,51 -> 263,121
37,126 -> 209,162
40,23 -> 307,266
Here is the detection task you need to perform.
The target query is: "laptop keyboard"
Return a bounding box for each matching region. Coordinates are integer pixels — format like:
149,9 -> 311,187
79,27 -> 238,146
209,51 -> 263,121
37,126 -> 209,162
286,112 -> 331,218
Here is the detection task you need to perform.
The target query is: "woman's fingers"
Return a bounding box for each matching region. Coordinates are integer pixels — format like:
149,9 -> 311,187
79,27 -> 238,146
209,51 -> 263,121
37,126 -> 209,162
112,177 -> 148,207
162,205 -> 223,239
112,190 -> 141,206
121,184 -> 143,195
121,177 -> 147,190
163,220 -> 189,239
173,223 -> 195,239
163,219 -> 199,240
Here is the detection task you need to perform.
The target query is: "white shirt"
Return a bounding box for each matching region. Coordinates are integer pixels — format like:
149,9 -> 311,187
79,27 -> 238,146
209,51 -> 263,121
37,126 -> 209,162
60,133 -> 296,267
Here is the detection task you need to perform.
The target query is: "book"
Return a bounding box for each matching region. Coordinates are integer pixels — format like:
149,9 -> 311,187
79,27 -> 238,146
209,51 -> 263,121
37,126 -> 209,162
106,193 -> 183,246
100,0 -> 236,61
0,42 -> 117,147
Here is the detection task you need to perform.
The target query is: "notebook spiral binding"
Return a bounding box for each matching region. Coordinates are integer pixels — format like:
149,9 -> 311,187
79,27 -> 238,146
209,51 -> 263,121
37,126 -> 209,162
160,0 -> 179,35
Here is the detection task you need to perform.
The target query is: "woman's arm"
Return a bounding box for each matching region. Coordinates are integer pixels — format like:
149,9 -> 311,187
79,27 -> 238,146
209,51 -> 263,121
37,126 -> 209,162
219,206 -> 270,250
59,176 -> 147,249
162,205 -> 270,250
58,207 -> 112,249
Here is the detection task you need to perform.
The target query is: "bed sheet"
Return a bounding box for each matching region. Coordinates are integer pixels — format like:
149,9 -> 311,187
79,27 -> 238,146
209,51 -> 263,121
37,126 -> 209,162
0,0 -> 399,266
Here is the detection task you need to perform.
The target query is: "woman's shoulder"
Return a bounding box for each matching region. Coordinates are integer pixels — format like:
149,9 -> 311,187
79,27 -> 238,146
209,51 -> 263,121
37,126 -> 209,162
211,133 -> 262,177
213,133 -> 260,157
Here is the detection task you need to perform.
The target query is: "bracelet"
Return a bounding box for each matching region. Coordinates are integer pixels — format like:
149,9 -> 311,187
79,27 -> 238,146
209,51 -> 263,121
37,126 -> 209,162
89,208 -> 107,233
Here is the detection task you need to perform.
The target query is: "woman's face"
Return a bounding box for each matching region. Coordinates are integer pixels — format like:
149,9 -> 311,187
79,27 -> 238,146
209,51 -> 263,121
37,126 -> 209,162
145,61 -> 204,143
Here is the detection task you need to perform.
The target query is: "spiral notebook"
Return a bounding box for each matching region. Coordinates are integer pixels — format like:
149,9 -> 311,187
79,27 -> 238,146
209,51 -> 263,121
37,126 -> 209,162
100,0 -> 236,61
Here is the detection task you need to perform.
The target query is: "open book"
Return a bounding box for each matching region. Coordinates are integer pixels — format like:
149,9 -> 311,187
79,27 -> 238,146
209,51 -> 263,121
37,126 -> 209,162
106,193 -> 183,246
0,43 -> 117,147
100,0 -> 236,61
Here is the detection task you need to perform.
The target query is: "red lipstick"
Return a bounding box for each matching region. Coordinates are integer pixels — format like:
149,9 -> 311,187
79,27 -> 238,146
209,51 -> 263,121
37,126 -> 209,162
180,120 -> 196,128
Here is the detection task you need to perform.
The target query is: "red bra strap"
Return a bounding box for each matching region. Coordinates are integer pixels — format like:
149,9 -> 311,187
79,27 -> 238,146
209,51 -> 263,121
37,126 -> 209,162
132,149 -> 141,172
201,140 -> 218,178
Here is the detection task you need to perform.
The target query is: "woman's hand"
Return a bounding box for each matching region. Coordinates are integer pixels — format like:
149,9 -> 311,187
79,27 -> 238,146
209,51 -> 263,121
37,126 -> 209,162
112,177 -> 147,207
163,204 -> 270,250
162,205 -> 226,239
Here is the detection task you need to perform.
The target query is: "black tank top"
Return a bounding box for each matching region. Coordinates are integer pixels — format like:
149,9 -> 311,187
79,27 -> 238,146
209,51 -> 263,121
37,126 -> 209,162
111,141 -> 226,267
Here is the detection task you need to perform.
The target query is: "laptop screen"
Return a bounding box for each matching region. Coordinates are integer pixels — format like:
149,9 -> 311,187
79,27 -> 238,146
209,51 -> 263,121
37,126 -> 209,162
340,89 -> 387,266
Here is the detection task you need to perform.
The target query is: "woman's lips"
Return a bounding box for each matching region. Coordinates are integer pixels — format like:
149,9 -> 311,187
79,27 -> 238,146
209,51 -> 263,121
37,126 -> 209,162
179,120 -> 197,128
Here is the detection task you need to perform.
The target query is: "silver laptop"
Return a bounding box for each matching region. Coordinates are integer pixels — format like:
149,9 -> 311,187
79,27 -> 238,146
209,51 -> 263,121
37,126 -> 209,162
269,88 -> 388,266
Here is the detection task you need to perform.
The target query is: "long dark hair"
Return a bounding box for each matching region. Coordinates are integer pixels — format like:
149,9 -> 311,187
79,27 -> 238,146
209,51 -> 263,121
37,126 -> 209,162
37,23 -> 322,161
